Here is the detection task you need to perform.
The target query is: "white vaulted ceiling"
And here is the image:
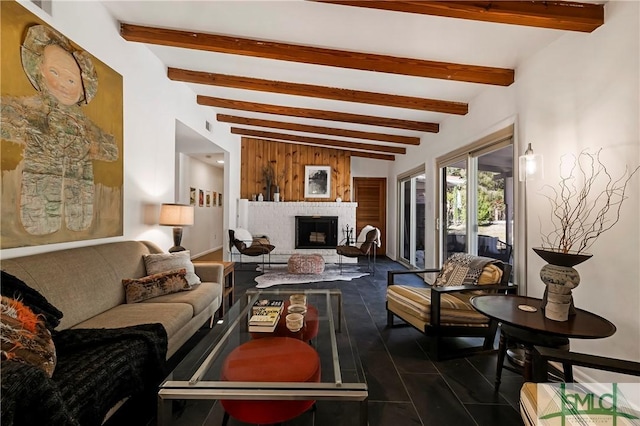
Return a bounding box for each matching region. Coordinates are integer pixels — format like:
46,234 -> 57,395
102,0 -> 605,161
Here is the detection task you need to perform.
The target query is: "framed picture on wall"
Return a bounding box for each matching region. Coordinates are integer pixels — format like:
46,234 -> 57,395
198,189 -> 204,207
1,5 -> 124,249
218,193 -> 223,207
304,165 -> 331,198
212,192 -> 217,206
205,191 -> 211,207
189,187 -> 196,206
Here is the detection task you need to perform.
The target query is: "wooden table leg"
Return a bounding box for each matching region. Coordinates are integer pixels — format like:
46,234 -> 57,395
495,330 -> 507,390
523,344 -> 534,382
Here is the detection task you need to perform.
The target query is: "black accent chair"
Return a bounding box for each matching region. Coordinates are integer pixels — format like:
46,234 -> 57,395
335,227 -> 379,275
228,229 -> 275,271
386,259 -> 515,360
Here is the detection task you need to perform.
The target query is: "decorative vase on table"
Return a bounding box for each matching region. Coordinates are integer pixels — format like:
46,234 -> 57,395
533,248 -> 593,322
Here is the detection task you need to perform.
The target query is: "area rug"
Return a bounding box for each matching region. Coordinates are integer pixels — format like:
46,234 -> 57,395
254,264 -> 369,288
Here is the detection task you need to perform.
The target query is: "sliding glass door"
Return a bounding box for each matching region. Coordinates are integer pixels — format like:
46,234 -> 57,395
439,136 -> 514,267
398,170 -> 425,269
443,160 -> 467,260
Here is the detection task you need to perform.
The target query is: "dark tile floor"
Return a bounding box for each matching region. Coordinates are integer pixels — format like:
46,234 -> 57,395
112,257 -> 525,426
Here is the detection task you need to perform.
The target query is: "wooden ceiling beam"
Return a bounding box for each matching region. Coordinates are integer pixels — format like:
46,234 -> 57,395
241,135 -> 395,161
231,127 -> 406,154
217,114 -> 420,145
169,68 -> 467,115
121,23 -> 514,86
200,96 -> 439,132
348,150 -> 395,161
314,1 -> 604,33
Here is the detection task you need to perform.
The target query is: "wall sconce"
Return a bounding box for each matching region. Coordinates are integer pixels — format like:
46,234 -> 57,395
519,143 -> 544,182
159,203 -> 194,253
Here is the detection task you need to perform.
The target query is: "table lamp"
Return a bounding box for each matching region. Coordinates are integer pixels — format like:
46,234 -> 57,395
159,203 -> 194,252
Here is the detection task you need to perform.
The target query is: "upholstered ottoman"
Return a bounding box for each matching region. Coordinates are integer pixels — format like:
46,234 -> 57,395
220,337 -> 320,424
287,254 -> 325,274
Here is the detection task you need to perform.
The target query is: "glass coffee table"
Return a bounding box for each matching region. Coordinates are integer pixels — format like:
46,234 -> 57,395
158,288 -> 368,425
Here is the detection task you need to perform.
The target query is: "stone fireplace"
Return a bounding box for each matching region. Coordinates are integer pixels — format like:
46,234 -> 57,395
241,201 -> 357,263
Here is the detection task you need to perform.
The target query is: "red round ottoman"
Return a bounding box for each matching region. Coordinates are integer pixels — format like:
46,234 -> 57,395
220,337 -> 321,424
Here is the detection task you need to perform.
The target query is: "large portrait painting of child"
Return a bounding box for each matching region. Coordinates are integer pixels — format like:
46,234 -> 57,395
1,1 -> 123,249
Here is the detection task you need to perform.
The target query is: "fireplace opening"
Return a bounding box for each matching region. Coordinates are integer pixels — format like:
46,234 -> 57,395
295,216 -> 338,249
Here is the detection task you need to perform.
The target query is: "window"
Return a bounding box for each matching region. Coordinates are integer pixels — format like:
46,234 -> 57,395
437,128 -> 514,270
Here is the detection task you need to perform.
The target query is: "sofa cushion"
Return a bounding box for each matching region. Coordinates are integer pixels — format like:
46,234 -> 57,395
386,285 -> 489,326
72,303 -> 193,338
143,251 -> 201,286
1,296 -> 57,377
141,281 -> 221,317
122,269 -> 190,303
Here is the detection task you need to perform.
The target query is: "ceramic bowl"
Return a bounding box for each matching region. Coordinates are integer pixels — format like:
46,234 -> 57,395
286,313 -> 304,332
287,304 -> 307,316
290,294 -> 307,306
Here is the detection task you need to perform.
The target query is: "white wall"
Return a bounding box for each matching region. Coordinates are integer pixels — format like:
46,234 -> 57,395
178,155 -> 224,257
515,1 -> 639,374
385,1 -> 639,376
1,0 -> 240,259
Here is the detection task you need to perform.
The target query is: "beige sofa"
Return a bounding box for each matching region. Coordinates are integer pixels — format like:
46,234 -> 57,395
1,240 -> 223,358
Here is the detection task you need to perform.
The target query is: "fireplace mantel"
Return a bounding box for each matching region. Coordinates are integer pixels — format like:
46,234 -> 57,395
243,201 -> 357,263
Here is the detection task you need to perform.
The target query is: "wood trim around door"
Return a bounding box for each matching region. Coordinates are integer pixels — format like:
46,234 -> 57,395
353,177 -> 386,256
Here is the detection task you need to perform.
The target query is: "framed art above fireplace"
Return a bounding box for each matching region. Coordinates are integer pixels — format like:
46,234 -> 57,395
304,165 -> 331,198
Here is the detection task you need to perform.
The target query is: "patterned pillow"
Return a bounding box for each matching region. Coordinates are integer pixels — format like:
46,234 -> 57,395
0,296 -> 57,377
434,253 -> 502,287
1,270 -> 63,331
143,250 -> 201,286
122,268 -> 191,304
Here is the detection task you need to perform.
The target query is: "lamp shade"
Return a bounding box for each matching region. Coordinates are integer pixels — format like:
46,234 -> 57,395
518,143 -> 544,182
159,204 -> 194,226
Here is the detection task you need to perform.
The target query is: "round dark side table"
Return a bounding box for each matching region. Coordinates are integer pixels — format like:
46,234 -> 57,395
471,295 -> 616,383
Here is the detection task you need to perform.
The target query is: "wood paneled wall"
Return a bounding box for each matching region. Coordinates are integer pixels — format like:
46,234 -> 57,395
241,138 -> 351,202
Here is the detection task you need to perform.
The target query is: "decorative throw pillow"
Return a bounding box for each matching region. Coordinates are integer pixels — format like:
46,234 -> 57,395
434,253 -> 502,287
122,268 -> 191,303
1,270 -> 64,331
143,250 -> 201,286
0,296 -> 57,377
477,264 -> 504,285
233,228 -> 253,247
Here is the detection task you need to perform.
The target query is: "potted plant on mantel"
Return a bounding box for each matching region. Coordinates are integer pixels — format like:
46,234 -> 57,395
535,149 -> 639,321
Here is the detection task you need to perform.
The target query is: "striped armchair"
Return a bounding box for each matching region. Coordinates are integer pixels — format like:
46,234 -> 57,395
386,254 -> 515,360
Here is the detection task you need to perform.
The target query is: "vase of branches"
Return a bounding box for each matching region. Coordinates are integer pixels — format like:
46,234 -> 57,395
535,149 -> 638,321
273,168 -> 286,202
262,164 -> 275,202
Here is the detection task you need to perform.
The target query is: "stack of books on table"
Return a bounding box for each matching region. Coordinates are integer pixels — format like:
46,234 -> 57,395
248,299 -> 283,332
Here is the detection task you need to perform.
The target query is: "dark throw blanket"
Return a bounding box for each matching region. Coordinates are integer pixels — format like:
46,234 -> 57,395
1,323 -> 168,426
